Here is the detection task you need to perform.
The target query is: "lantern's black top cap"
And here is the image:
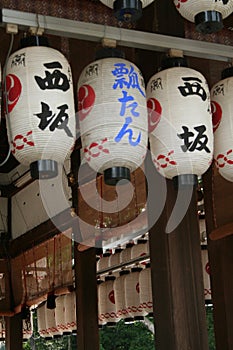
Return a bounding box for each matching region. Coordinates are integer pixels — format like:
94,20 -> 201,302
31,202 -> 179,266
113,0 -> 143,22
95,47 -> 125,60
221,66 -> 233,79
160,56 -> 188,70
195,10 -> 223,34
20,35 -> 49,48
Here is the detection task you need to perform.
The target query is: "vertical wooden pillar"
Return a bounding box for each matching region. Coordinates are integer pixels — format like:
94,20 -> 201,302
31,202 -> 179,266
5,314 -> 23,350
146,155 -> 209,350
74,243 -> 99,350
203,166 -> 233,349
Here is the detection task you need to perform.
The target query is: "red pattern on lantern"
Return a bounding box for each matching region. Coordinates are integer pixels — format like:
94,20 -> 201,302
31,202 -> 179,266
205,262 -> 210,275
11,131 -> 35,153
211,101 -> 222,132
5,74 -> 22,113
78,84 -> 95,121
147,97 -> 162,133
215,149 -> 233,168
174,0 -> 188,9
109,290 -> 115,304
153,150 -> 177,170
84,138 -> 109,161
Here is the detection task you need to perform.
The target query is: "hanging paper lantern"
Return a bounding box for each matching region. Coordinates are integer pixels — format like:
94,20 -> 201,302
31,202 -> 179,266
37,302 -> 52,340
173,0 -> 233,34
131,238 -> 149,266
97,279 -> 107,328
201,245 -> 212,304
97,250 -> 112,272
78,56 -> 148,185
99,0 -> 154,22
64,292 -> 77,334
147,59 -> 213,186
125,267 -> 147,321
139,263 -> 153,316
98,275 -> 120,326
45,306 -> 62,338
211,67 -> 233,182
5,35 -> 76,180
114,270 -> 133,322
120,242 -> 134,264
55,295 -> 70,335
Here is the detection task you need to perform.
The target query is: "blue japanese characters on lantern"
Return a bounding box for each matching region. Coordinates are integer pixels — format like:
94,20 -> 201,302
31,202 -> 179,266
5,46 -> 76,176
78,57 -> 148,182
146,67 -> 213,180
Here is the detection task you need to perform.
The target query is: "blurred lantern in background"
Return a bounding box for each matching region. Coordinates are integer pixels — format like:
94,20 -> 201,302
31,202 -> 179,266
211,66 -> 233,182
173,0 -> 233,34
5,35 -> 76,180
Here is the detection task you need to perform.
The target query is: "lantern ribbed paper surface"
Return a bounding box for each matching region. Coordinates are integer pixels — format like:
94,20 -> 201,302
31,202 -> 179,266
201,246 -> 211,302
125,267 -> 147,320
98,276 -> 119,326
211,73 -> 233,182
139,265 -> 153,315
131,239 -> 149,261
98,280 -> 107,327
45,307 -> 62,338
147,67 -> 213,180
64,292 -> 77,333
78,57 -> 148,178
37,303 -> 51,339
114,270 -> 132,321
120,242 -> 134,264
55,295 -> 68,335
5,46 -> 75,167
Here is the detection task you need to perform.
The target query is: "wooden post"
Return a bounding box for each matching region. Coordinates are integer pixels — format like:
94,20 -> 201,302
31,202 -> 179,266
146,155 -> 209,350
203,165 -> 233,349
74,243 -> 99,350
5,314 -> 23,350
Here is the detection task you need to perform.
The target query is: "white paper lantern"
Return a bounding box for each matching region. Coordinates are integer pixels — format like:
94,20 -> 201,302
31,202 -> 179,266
139,264 -> 153,316
97,279 -> 107,328
64,292 -> 77,334
201,246 -> 212,303
5,39 -> 75,179
45,306 -> 62,338
147,66 -> 213,184
114,270 -> 133,322
120,242 -> 134,264
78,57 -> 148,185
125,267 -> 147,321
55,295 -> 70,335
131,238 -> 149,266
37,303 -> 52,339
98,276 -> 120,326
211,68 -> 233,182
173,0 -> 233,33
100,0 -> 154,21
97,250 -> 112,272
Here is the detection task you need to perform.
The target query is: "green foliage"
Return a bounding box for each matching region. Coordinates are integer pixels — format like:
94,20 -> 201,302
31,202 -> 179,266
206,306 -> 216,350
99,320 -> 154,350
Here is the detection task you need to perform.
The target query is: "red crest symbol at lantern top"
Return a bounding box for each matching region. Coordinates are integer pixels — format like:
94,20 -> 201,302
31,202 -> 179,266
211,101 -> 222,132
109,290 -> 115,304
5,74 -> 22,113
78,84 -> 95,121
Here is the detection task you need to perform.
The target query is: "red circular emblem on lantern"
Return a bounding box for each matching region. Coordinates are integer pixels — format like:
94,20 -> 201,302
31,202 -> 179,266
147,98 -> 162,133
136,282 -> 140,294
5,74 -> 22,113
205,262 -> 210,275
109,290 -> 115,304
211,101 -> 222,132
78,84 -> 95,121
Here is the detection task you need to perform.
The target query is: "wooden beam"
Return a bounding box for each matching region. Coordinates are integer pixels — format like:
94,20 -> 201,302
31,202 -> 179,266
74,243 -> 99,350
146,155 -> 209,350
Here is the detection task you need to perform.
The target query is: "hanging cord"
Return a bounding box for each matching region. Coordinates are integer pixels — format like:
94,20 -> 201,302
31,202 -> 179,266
0,33 -> 15,167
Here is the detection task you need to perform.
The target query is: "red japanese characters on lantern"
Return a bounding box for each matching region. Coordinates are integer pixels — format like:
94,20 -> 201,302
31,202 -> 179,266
146,65 -> 213,184
77,57 -> 148,185
211,67 -> 233,182
173,0 -> 233,34
5,38 -> 76,179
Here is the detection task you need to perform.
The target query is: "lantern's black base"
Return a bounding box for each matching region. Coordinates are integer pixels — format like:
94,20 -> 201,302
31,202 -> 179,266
63,331 -> 72,335
104,166 -> 130,186
160,56 -> 188,70
124,317 -> 135,324
20,35 -> 49,48
45,337 -> 53,341
53,334 -> 62,339
107,322 -> 117,327
46,292 -> 56,310
173,174 -> 198,189
95,47 -> 125,60
195,11 -> 223,34
30,160 -> 58,180
221,66 -> 233,79
148,312 -> 154,317
113,0 -> 142,22
134,316 -> 144,321
72,330 -> 77,334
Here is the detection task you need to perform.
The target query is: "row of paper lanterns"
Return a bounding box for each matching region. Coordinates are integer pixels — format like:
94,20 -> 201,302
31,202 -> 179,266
100,0 -> 233,35
0,316 -> 33,342
2,34 -> 233,185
